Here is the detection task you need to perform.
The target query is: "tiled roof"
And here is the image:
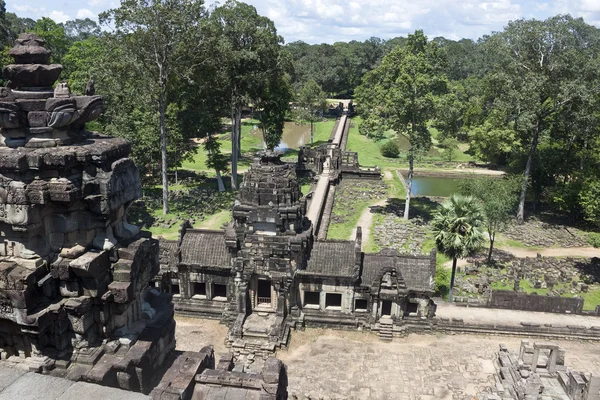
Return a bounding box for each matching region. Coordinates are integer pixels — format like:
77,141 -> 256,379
303,240 -> 356,277
362,254 -> 395,285
159,240 -> 177,270
397,255 -> 435,292
362,250 -> 434,293
180,229 -> 231,268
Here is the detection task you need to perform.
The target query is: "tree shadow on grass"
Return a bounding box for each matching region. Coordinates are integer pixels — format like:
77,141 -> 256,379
371,197 -> 441,222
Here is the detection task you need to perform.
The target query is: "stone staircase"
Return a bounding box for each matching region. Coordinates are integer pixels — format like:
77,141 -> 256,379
378,317 -> 393,342
226,313 -> 291,362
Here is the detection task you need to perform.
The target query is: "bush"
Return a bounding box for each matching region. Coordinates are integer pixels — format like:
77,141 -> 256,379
588,232 -> 600,248
380,140 -> 399,158
440,137 -> 459,162
434,265 -> 450,298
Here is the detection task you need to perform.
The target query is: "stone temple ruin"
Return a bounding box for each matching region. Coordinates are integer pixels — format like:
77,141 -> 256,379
156,151 -> 437,358
0,33 -> 175,391
480,341 -> 600,400
0,34 -> 289,399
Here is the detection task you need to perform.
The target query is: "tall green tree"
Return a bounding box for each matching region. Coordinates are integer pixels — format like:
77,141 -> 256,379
355,30 -> 447,220
257,73 -> 292,151
33,17 -> 70,64
205,0 -> 282,189
431,195 -> 486,302
459,177 -> 520,262
296,79 -> 327,143
64,18 -> 101,42
481,16 -> 600,223
100,0 -> 205,214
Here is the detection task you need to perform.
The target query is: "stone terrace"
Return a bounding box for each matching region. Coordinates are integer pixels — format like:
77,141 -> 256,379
172,317 -> 600,400
278,332 -> 600,400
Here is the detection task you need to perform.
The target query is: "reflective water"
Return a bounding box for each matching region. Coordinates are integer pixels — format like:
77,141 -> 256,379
408,176 -> 464,197
252,122 -> 311,151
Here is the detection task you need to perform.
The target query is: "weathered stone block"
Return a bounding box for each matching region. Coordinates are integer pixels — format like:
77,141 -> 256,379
108,281 -> 133,304
27,111 -> 48,127
69,250 -> 109,279
15,98 -> 47,111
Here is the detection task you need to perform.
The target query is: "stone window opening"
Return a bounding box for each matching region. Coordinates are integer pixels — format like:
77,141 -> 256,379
404,301 -> 418,316
354,299 -> 368,312
303,291 -> 320,309
213,283 -> 227,301
192,282 -> 206,299
325,293 -> 342,310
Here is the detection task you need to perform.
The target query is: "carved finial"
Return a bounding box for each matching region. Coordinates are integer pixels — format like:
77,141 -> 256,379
54,82 -> 71,98
85,79 -> 95,96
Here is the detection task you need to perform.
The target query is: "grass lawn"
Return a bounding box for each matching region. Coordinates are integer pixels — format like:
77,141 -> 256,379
345,116 -> 475,169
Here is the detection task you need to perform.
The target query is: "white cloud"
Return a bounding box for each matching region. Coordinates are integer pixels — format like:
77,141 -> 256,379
48,10 -> 70,23
76,8 -> 96,19
231,0 -> 522,43
12,4 -> 43,13
7,0 -> 600,44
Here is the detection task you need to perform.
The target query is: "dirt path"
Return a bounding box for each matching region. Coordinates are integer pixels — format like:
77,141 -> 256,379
350,198 -> 387,241
444,246 -> 599,268
499,246 -> 599,258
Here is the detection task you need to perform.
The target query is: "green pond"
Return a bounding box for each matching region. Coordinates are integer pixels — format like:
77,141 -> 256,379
408,176 -> 464,197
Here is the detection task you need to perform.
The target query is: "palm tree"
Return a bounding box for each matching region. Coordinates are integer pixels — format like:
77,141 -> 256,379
431,194 -> 486,302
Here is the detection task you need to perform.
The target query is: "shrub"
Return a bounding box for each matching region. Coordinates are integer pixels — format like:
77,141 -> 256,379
380,140 -> 399,158
440,137 -> 459,162
434,265 -> 450,298
588,232 -> 600,248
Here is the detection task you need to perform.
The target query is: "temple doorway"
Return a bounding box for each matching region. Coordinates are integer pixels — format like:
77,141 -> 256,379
257,278 -> 272,307
381,300 -> 392,317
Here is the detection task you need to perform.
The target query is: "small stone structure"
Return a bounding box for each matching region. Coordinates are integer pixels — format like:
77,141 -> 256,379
152,347 -> 287,400
155,152 -> 436,358
0,34 -> 175,393
480,341 -> 600,400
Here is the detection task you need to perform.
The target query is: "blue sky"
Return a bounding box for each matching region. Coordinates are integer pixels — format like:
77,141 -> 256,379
6,0 -> 600,43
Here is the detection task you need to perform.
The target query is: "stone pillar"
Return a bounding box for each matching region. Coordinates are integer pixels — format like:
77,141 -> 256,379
372,297 -> 378,319
277,292 -> 285,316
179,265 -> 190,298
207,281 -> 214,300
234,272 -> 247,314
531,348 -> 540,372
548,349 -> 557,374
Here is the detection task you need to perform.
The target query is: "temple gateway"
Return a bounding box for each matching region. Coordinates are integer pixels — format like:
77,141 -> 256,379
156,152 -> 437,355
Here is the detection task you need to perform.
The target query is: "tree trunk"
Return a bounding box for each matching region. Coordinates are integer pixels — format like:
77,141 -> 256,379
208,145 -> 225,192
403,147 -> 414,221
230,105 -> 241,190
516,121 -> 539,224
159,90 -> 169,215
237,106 -> 242,159
487,232 -> 495,263
310,119 -> 313,144
448,257 -> 457,303
215,168 -> 225,192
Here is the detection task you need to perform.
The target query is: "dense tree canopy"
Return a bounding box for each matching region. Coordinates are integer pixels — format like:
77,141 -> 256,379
356,30 -> 448,220
0,4 -> 597,229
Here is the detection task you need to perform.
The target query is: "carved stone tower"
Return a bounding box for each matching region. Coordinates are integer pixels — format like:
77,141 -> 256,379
225,152 -> 312,351
0,34 -> 174,393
